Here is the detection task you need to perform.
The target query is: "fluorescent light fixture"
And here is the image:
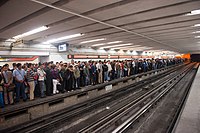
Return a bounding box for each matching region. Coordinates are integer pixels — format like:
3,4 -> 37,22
5,39 -> 16,42
111,46 -> 152,50
192,31 -> 200,34
43,33 -> 84,44
198,42 -> 200,43
195,36 -> 200,38
80,38 -> 106,44
110,45 -> 141,50
92,43 -> 106,47
186,9 -> 200,16
92,41 -> 123,47
13,26 -> 49,39
107,41 -> 123,44
193,24 -> 200,27
100,43 -> 133,49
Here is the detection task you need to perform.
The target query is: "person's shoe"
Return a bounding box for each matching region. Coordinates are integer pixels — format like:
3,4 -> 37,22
23,99 -> 27,102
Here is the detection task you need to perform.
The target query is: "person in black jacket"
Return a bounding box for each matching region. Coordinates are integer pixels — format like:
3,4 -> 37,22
66,65 -> 74,91
102,62 -> 108,82
44,62 -> 53,96
59,65 -> 66,93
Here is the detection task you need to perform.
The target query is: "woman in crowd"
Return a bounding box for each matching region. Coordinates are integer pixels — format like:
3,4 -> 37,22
51,64 -> 60,94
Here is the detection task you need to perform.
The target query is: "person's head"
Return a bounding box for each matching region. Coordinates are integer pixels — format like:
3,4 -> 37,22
69,65 -> 73,70
17,63 -> 22,70
3,64 -> 9,71
39,64 -> 44,69
74,65 -> 78,70
2,65 -> 7,71
47,62 -> 52,68
71,59 -> 74,64
27,63 -> 33,69
12,63 -> 17,69
51,64 -> 56,69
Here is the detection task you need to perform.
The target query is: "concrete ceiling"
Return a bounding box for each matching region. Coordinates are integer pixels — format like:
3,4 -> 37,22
0,0 -> 200,53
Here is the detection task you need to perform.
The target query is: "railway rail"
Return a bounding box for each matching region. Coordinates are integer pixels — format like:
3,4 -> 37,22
0,63 -> 190,133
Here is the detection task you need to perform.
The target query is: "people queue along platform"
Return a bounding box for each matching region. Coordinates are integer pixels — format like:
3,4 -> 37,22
0,58 -> 184,107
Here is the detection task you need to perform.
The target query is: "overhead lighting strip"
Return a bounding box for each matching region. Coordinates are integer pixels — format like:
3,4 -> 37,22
43,33 -> 84,44
195,36 -> 200,38
92,41 -> 123,47
192,31 -> 200,34
193,24 -> 200,27
80,38 -> 106,44
186,9 -> 200,16
100,43 -> 133,49
13,26 -> 49,39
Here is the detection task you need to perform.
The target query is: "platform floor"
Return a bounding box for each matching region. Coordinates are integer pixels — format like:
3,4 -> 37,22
174,66 -> 200,133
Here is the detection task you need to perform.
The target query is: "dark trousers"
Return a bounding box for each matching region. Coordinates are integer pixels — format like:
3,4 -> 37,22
80,75 -> 85,87
45,79 -> 53,96
15,82 -> 27,101
66,78 -> 73,91
91,74 -> 97,85
74,78 -> 80,89
60,79 -> 66,92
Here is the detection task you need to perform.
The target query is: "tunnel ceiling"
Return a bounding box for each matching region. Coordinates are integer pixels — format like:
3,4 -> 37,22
0,0 -> 200,53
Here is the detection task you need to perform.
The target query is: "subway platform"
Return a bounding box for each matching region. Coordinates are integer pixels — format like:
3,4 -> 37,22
173,65 -> 200,133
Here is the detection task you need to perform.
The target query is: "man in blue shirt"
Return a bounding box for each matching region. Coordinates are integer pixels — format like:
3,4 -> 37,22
13,63 -> 27,102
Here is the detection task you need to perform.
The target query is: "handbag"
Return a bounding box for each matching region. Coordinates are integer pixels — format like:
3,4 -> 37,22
7,83 -> 16,92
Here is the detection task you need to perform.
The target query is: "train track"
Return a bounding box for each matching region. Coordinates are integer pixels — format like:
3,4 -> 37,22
1,64 -> 189,133
73,63 -> 195,133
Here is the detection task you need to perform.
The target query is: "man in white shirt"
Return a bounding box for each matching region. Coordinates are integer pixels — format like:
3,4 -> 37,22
37,64 -> 46,98
96,60 -> 103,84
13,63 -> 27,102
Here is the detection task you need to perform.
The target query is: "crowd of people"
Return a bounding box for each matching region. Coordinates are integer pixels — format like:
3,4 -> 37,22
0,58 -> 184,108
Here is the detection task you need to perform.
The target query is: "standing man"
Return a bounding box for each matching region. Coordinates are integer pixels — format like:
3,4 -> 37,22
96,60 -> 103,84
26,63 -> 35,100
13,63 -> 27,102
37,64 -> 46,98
2,64 -> 14,105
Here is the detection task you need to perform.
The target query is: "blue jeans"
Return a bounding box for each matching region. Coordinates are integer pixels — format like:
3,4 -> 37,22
74,78 -> 80,89
0,92 -> 4,108
104,71 -> 108,81
38,81 -> 45,97
15,82 -> 27,101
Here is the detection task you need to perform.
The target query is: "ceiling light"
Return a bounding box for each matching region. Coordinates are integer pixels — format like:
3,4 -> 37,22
107,41 -> 123,44
195,36 -> 200,38
193,24 -> 200,27
192,31 -> 200,34
91,43 -> 106,47
13,26 -> 49,39
80,38 -> 106,44
92,41 -> 123,47
112,46 -> 152,50
186,9 -> 200,16
43,33 -> 84,44
100,43 -> 133,49
5,39 -> 16,42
